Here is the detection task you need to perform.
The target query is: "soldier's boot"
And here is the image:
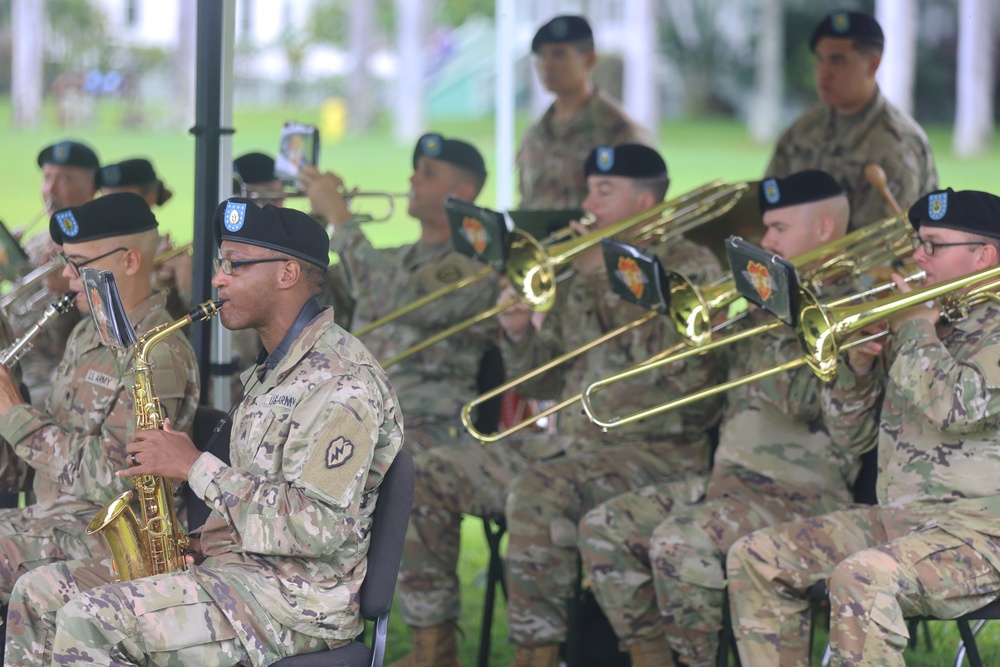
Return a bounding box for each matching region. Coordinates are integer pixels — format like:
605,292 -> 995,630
626,636 -> 677,667
386,623 -> 460,667
508,644 -> 560,667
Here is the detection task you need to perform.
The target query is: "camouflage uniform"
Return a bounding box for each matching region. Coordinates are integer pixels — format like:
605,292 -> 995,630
517,89 -> 652,210
579,285 -> 862,666
0,311 -> 24,494
728,302 -> 1000,667
330,219 -> 498,456
6,307 -> 405,667
766,89 -> 938,231
0,292 -> 198,603
398,236 -> 724,645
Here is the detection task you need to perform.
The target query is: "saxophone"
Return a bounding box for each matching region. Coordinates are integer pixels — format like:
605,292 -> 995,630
0,291 -> 77,366
87,299 -> 222,581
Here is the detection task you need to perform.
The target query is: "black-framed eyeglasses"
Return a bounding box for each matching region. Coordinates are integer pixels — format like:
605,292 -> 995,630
213,257 -> 287,276
59,247 -> 128,275
911,236 -> 986,257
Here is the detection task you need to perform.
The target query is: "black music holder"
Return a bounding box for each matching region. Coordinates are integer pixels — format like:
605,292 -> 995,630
725,236 -> 801,327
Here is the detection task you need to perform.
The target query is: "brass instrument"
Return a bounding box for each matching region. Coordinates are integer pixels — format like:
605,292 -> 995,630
0,292 -> 77,367
87,300 -> 222,581
235,174 -> 408,223
457,181 -> 751,441
153,242 -> 192,269
0,256 -> 66,318
577,213 -> 915,426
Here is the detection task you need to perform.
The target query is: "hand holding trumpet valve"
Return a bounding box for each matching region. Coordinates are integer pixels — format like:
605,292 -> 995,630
298,166 -> 353,230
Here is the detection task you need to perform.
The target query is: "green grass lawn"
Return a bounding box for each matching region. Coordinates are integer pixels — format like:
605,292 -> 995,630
3,98 -> 1000,665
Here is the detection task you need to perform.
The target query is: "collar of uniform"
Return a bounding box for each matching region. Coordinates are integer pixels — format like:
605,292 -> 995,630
541,86 -> 603,136
831,86 -> 884,129
257,297 -> 326,377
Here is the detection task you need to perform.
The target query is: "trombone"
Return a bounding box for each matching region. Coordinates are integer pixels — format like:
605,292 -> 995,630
456,181 -> 752,439
235,174 -> 408,223
593,263 -> 1000,425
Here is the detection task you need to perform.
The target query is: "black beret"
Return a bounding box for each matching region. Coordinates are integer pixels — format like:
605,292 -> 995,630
99,158 -> 173,207
413,133 -> 487,181
37,140 -> 100,170
583,144 -> 667,180
50,192 -> 158,246
233,152 -> 277,185
809,11 -> 884,52
758,170 -> 845,215
907,188 -> 1000,239
213,197 -> 329,269
531,15 -> 593,53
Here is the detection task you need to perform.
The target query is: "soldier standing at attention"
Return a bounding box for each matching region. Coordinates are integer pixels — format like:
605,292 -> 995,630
389,144 -> 724,667
299,133 -> 499,456
4,199 -> 403,666
518,15 -> 652,210
728,189 -> 1000,667
0,193 -> 199,604
578,171 -> 862,667
766,11 -> 938,230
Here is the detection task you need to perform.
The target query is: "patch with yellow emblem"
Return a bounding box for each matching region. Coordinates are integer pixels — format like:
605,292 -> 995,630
746,261 -> 773,302
461,217 -> 488,255
616,256 -> 646,300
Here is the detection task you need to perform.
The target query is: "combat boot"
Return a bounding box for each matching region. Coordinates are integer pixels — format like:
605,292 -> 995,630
508,644 -> 560,667
626,636 -> 677,667
386,623 -> 460,667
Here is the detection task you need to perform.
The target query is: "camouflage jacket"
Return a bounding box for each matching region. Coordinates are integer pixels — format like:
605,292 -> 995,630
502,236 -> 724,458
331,220 -> 499,430
0,291 -> 199,517
189,308 -> 404,660
517,88 -> 652,210
0,310 -> 23,493
823,302 -> 1000,562
766,88 -> 939,231
710,277 -> 861,505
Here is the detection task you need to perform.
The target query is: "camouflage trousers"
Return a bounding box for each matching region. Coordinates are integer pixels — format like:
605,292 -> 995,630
579,471 -> 846,667
5,556 -> 332,667
504,439 -> 709,645
727,505 -> 1000,667
403,420 -> 468,458
0,507 -> 107,604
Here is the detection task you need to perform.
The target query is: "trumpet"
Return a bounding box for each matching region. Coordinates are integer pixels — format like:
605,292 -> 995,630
235,174 -> 408,223
457,181 -> 752,440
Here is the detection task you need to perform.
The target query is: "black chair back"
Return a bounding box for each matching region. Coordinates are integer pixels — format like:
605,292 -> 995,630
186,406 -> 232,531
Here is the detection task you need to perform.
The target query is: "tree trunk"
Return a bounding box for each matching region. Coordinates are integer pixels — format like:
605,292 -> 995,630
393,0 -> 425,142
875,0 -> 917,114
623,0 -> 658,138
748,0 -> 783,144
349,2 -> 376,132
953,0 -> 995,157
12,0 -> 44,128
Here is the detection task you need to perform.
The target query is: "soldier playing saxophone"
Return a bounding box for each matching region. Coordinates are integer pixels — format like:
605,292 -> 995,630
0,193 -> 199,606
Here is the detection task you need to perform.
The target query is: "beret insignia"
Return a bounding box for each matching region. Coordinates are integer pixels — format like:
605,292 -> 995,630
53,142 -> 71,164
224,201 -> 247,232
832,13 -> 850,33
596,147 -> 614,172
420,134 -> 442,158
101,165 -> 121,186
928,192 -> 948,221
55,210 -> 80,237
763,178 -> 780,204
551,18 -> 568,38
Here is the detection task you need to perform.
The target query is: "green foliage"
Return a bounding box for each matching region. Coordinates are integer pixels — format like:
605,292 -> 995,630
45,0 -> 107,68
435,0 -> 494,27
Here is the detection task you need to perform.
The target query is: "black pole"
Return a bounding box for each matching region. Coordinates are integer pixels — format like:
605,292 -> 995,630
191,0 -> 225,405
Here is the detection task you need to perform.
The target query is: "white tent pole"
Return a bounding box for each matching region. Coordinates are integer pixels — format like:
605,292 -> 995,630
212,0 -> 236,411
495,0 -> 516,211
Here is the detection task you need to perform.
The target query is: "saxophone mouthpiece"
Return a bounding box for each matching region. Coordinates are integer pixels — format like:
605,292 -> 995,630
187,299 -> 224,321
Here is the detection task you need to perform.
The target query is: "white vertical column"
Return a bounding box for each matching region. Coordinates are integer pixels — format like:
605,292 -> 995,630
623,0 -> 657,137
496,0 -> 516,210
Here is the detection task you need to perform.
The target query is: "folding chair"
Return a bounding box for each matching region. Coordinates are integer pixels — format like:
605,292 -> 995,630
272,450 -> 415,667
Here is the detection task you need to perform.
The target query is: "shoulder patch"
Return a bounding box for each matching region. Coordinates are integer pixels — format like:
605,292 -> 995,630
300,409 -> 374,506
415,256 -> 472,293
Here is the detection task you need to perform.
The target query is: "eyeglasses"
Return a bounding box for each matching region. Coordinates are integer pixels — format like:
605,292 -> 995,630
911,236 -> 986,257
213,257 -> 288,275
59,247 -> 128,275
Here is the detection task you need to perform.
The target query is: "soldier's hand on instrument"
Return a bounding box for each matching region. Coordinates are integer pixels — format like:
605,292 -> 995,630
121,418 -> 201,482
498,284 -> 533,343
0,365 -> 25,414
886,271 -> 940,331
846,322 -> 886,376
183,537 -> 206,566
299,166 -> 352,230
